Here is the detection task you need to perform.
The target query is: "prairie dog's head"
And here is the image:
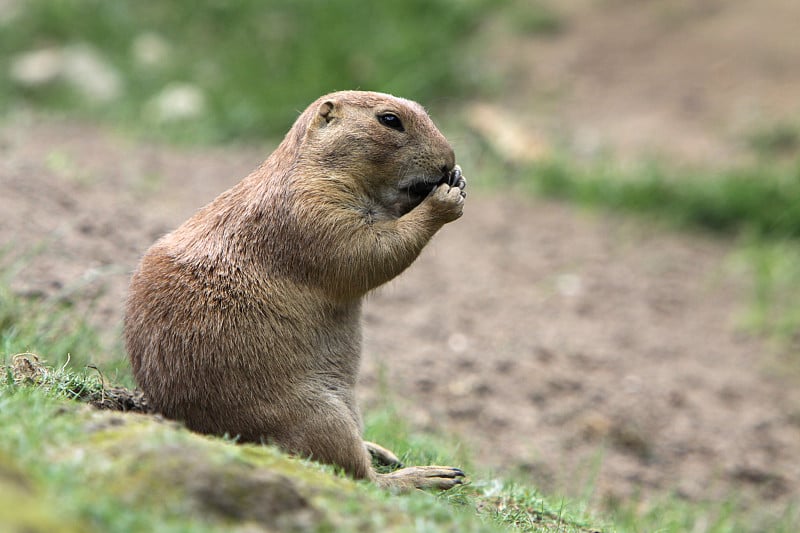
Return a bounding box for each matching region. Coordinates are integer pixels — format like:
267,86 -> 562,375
296,90 -> 456,217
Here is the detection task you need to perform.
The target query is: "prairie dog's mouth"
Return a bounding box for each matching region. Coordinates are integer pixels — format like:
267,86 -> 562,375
391,165 -> 459,216
398,166 -> 455,198
388,177 -> 438,217
401,179 -> 439,198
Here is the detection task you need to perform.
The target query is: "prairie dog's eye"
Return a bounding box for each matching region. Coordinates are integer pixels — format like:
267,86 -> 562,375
377,113 -> 405,132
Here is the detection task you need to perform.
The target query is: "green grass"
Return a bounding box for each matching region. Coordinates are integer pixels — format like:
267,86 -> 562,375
4,357 -> 798,532
0,358 -> 601,533
605,493 -> 799,533
748,122 -> 800,159
731,239 -> 800,343
457,120 -> 800,242
0,264 -> 102,371
524,157 -> 800,240
1,0 -> 519,143
363,404 -> 599,531
503,0 -> 564,36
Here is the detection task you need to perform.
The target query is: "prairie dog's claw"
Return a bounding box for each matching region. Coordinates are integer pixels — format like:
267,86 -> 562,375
448,165 -> 462,187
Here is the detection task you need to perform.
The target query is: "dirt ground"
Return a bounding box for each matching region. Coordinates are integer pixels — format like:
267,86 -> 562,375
486,0 -> 800,165
3,0 -> 800,518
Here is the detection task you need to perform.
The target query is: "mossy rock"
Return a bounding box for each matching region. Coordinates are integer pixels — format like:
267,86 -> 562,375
0,452 -> 84,533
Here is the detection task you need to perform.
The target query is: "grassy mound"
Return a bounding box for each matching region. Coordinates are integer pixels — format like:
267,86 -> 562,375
1,355 -> 600,533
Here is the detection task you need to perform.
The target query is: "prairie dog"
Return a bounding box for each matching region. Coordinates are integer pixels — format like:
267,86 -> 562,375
125,91 -> 467,490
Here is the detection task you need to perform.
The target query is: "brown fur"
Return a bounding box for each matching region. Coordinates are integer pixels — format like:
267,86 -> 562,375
125,91 -> 466,489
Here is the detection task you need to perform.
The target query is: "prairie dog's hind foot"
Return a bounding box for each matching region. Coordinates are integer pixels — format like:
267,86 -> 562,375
376,465 -> 466,492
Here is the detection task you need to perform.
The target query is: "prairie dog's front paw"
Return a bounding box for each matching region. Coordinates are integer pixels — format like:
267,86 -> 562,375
427,165 -> 467,223
447,165 -> 467,190
365,441 -> 404,469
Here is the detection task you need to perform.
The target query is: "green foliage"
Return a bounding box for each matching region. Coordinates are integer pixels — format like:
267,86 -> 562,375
2,0 -> 502,142
504,0 -> 564,36
0,358 -> 602,532
469,482 -> 599,533
605,492 -> 800,533
365,403 -> 472,475
4,354 -> 104,402
2,373 -> 593,533
0,273 -> 102,371
528,157 -> 800,240
733,239 -> 800,342
363,401 -> 598,532
748,122 -> 800,158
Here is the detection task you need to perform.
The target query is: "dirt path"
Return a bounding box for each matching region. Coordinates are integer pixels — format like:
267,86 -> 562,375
488,0 -> 800,164
2,116 -> 799,513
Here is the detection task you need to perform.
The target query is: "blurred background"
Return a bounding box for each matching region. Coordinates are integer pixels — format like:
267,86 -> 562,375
2,1 -> 800,531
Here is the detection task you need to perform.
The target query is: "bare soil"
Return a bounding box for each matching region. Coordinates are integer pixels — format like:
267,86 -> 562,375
487,0 -> 800,164
3,0 -> 800,517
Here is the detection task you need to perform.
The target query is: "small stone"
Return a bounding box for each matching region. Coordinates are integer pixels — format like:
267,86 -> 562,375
556,273 -> 582,297
465,102 -> 551,163
447,332 -> 470,353
10,44 -> 122,103
9,48 -> 62,87
148,83 -> 207,122
62,44 -> 122,102
132,32 -> 171,68
0,0 -> 20,24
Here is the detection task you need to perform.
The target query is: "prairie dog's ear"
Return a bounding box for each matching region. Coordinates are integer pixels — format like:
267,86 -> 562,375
318,100 -> 336,124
